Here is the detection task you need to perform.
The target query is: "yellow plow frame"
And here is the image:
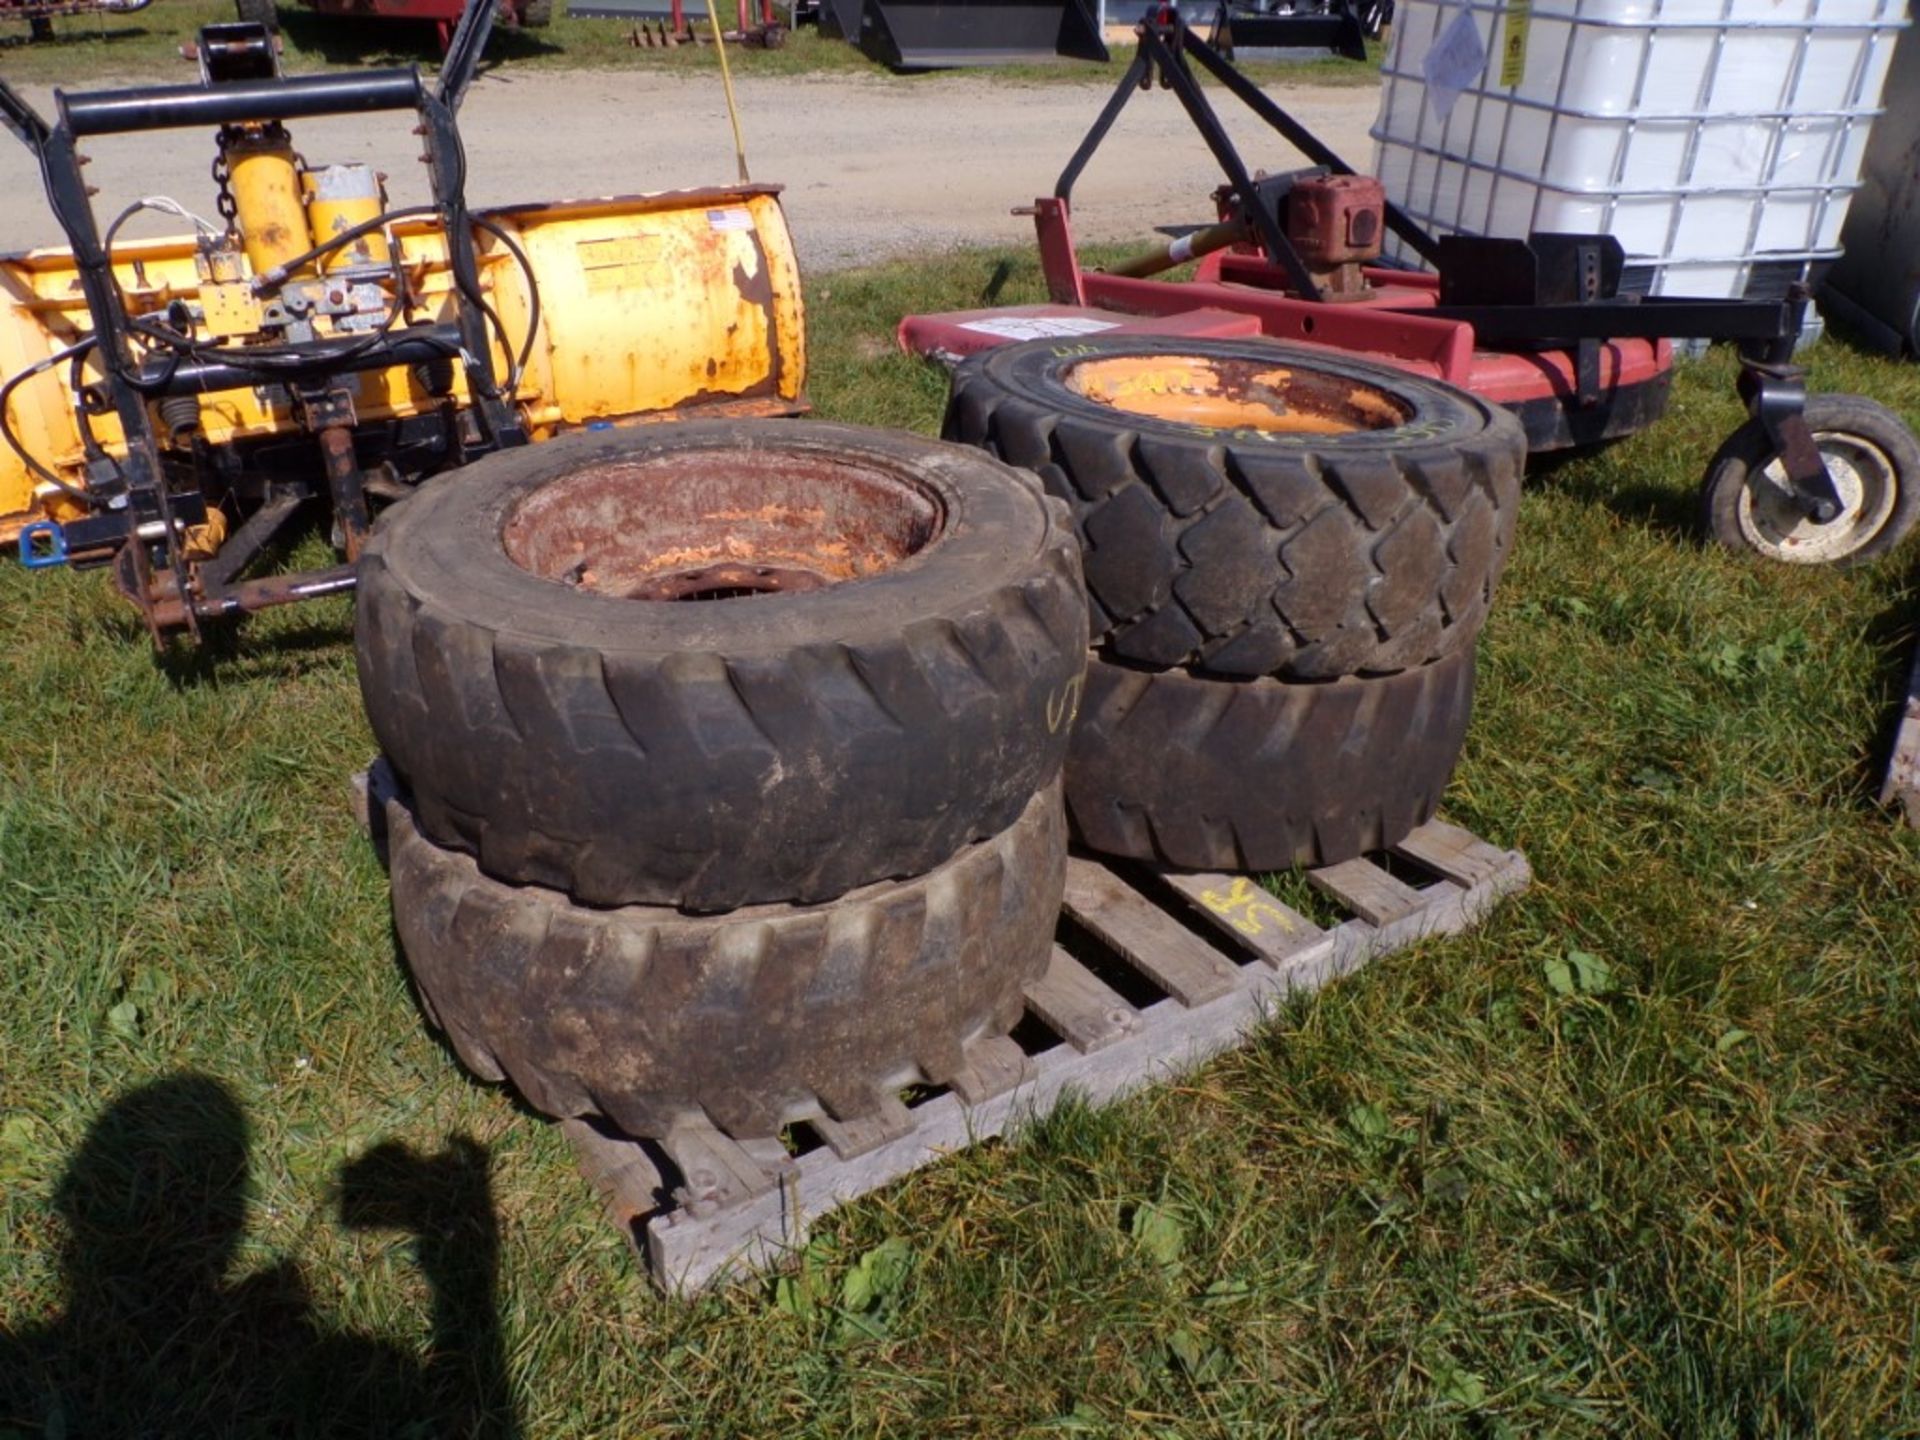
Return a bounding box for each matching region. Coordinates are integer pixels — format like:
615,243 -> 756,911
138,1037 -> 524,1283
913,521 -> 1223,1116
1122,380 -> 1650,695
1,184 -> 807,544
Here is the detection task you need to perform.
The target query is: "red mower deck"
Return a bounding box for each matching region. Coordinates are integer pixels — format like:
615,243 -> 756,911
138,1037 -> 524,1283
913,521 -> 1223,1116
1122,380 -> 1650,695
902,198 -> 1675,453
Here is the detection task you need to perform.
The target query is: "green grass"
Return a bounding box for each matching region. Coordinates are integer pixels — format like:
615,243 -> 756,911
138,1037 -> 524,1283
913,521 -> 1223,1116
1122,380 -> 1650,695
0,0 -> 1380,86
4,247 -> 1920,1436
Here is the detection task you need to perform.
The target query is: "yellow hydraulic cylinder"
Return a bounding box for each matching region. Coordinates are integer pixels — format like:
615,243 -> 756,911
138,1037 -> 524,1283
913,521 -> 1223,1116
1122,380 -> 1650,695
304,164 -> 391,274
224,129 -> 314,278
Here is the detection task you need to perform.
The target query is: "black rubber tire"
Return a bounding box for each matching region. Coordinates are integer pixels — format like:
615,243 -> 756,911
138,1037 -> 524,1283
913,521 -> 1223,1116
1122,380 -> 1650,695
386,781 -> 1066,1141
946,335 -> 1525,681
234,0 -> 278,29
1700,393 -> 1920,568
356,420 -> 1087,912
1064,646 -> 1475,871
518,0 -> 555,26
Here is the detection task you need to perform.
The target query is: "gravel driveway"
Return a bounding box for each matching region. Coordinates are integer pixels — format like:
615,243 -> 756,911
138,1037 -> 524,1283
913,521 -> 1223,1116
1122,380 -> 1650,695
0,68 -> 1381,269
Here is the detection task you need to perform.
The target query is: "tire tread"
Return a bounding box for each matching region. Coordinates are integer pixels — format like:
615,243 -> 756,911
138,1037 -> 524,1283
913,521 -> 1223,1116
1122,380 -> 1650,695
1064,649 -> 1476,870
947,342 -> 1525,680
357,424 -> 1086,910
388,783 -> 1065,1141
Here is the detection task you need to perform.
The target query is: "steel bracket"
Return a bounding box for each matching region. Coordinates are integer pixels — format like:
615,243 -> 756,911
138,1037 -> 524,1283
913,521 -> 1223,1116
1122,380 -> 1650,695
1740,362 -> 1841,524
299,384 -> 373,561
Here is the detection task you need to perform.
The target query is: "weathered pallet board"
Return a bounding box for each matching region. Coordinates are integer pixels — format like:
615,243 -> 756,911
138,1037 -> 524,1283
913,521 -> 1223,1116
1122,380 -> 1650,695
1880,640 -> 1920,827
559,822 -> 1532,1295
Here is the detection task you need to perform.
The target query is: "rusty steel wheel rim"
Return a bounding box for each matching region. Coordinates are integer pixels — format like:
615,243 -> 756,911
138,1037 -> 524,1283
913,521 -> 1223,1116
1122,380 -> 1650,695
501,445 -> 948,601
1063,353 -> 1412,436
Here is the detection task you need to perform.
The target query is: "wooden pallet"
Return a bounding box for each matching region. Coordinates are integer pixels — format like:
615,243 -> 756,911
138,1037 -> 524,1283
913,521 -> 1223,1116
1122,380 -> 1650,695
557,821 -> 1530,1295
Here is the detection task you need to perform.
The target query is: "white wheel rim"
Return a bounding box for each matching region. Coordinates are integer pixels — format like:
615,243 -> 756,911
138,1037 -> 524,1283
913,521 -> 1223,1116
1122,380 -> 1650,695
1736,431 -> 1898,564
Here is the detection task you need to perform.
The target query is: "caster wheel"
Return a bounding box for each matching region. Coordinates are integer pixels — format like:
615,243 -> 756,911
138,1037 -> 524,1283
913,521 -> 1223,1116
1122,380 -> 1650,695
1701,393 -> 1920,567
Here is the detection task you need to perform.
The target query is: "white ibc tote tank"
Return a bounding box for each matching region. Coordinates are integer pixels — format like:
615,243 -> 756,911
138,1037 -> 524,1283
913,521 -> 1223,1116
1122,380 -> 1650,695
1368,0 -> 1910,310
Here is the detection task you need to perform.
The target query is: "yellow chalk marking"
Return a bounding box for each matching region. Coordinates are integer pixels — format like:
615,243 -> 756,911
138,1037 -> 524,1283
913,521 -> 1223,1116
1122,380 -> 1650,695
1198,876 -> 1297,938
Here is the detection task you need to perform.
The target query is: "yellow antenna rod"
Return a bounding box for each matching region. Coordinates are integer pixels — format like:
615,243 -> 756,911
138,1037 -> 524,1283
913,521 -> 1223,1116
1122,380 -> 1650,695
704,0 -> 751,184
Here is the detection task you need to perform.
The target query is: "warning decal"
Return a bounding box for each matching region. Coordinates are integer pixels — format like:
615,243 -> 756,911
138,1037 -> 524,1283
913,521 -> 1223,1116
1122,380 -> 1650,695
1500,0 -> 1532,86
957,316 -> 1122,341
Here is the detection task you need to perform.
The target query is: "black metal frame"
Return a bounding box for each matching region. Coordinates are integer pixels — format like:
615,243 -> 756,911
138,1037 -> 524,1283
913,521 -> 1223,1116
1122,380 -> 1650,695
0,0 -> 527,639
1055,12 -> 1451,299
1055,9 -> 1847,520
1204,0 -> 1372,62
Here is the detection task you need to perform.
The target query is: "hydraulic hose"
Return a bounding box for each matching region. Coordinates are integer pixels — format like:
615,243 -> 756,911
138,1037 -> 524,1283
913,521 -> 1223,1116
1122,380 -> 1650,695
0,337 -> 99,508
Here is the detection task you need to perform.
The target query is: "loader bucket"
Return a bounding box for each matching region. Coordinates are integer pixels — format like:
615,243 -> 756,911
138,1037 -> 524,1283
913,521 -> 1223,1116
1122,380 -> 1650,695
817,0 -> 865,41
853,0 -> 1108,67
0,184 -> 806,545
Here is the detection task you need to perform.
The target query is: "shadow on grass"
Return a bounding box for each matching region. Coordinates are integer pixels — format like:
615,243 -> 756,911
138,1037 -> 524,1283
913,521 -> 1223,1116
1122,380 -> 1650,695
152,610 -> 356,688
0,1074 -> 521,1439
63,507 -> 355,686
0,24 -> 152,48
275,7 -> 561,66
73,604 -> 353,687
1525,439 -> 1708,549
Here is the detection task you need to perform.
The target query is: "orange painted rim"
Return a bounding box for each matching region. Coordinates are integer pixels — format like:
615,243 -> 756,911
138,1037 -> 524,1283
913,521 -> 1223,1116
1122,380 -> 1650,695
1064,354 -> 1409,435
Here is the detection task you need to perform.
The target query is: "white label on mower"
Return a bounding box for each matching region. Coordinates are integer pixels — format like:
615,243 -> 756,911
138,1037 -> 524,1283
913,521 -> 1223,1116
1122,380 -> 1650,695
957,316 -> 1121,341
707,208 -> 755,232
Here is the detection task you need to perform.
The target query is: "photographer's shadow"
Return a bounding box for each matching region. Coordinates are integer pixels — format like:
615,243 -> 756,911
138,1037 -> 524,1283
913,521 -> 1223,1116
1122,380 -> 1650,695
0,1074 -> 520,1439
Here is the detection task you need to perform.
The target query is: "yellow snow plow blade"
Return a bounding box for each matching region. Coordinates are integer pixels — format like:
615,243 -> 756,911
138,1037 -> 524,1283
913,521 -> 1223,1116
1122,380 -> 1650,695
0,184 -> 806,542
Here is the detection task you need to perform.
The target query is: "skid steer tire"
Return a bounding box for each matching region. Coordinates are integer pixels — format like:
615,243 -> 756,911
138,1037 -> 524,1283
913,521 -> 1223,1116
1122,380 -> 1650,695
946,336 -> 1525,681
385,781 -> 1066,1142
356,421 -> 1087,912
1064,647 -> 1475,871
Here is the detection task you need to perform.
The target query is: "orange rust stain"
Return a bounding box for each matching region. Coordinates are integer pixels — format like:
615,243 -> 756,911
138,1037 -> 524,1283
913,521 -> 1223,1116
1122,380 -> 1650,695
705,503 -> 829,527
1347,388 -> 1403,425
1067,356 -> 1361,436
596,534 -> 861,587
